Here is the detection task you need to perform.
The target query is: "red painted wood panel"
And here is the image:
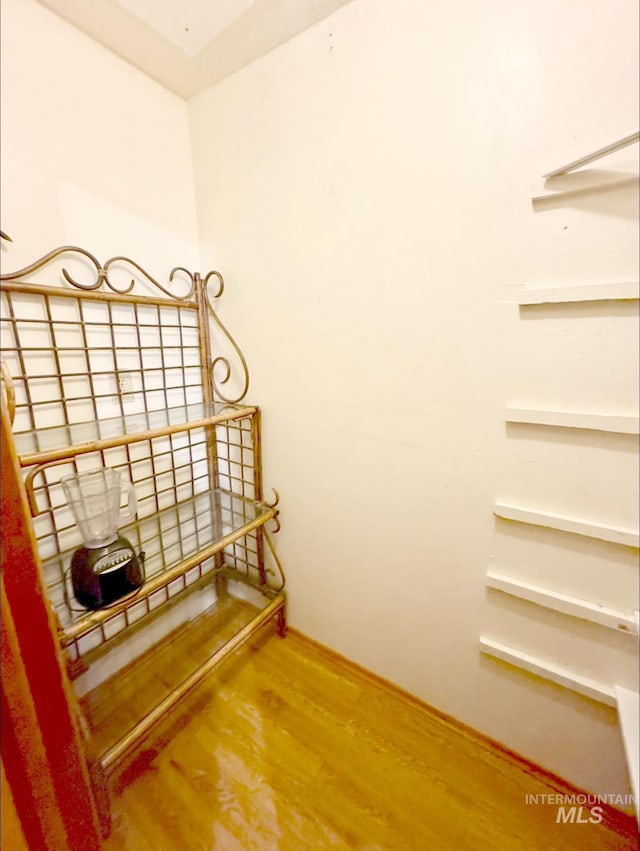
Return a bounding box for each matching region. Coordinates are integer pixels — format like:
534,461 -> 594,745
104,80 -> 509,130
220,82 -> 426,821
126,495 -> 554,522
1,402 -> 102,849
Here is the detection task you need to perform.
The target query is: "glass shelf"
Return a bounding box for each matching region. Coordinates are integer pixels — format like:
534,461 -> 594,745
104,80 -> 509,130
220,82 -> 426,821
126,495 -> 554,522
41,489 -> 274,640
82,590 -> 286,773
13,401 -> 256,464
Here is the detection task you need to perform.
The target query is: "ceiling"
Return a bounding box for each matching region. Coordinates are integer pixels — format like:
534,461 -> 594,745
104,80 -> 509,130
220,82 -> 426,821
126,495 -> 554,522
36,0 -> 354,99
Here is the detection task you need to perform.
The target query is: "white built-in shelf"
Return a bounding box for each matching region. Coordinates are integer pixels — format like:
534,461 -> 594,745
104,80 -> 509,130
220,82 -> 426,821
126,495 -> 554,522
615,685 -> 639,817
505,407 -> 640,435
518,281 -> 638,305
494,502 -> 640,549
486,570 -> 639,636
480,636 -> 616,706
531,168 -> 638,202
481,637 -> 639,802
543,132 -> 640,179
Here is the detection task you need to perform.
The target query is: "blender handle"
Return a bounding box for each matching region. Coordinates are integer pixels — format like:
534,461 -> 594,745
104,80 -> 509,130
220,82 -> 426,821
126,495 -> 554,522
119,480 -> 138,525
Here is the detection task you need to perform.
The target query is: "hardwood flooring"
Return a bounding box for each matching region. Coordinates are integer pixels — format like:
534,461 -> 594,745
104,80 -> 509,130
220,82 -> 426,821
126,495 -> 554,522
102,627 -> 638,850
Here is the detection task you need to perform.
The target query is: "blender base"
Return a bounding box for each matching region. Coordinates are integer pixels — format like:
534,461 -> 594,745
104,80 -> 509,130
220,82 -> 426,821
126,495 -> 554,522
71,534 -> 144,610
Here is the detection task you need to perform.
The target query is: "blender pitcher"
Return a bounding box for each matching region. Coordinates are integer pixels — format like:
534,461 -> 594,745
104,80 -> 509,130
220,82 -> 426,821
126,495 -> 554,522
61,467 -> 144,610
61,467 -> 137,548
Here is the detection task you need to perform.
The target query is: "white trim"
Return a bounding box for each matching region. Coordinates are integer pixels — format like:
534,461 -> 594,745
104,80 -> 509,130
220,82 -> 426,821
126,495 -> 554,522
486,570 -> 639,635
615,685 -> 639,816
493,502 -> 640,548
518,281 -> 638,305
505,407 -> 639,435
543,132 -> 640,178
480,636 -> 617,706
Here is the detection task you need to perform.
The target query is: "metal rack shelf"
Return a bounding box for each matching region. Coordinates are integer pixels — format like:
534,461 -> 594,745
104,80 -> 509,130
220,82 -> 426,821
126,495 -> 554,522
0,243 -> 287,803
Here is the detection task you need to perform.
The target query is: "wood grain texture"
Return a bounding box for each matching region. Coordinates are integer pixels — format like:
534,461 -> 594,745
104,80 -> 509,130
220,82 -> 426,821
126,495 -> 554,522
102,630 -> 638,850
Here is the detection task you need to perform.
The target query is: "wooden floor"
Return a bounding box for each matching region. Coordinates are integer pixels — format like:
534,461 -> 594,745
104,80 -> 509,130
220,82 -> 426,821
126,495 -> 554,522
102,628 -> 638,850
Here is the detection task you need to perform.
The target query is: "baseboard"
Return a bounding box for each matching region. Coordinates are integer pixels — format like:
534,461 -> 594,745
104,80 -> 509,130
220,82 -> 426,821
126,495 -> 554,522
288,628 -> 638,837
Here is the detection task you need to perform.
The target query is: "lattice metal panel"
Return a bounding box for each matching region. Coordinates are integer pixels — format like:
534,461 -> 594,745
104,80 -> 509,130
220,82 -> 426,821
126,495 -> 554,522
0,288 -> 203,431
224,529 -> 262,583
215,415 -> 256,500
0,283 -> 266,644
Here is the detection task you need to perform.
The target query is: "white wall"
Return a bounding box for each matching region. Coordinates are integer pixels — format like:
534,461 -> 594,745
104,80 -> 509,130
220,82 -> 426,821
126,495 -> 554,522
0,0 -> 199,275
189,0 -> 639,801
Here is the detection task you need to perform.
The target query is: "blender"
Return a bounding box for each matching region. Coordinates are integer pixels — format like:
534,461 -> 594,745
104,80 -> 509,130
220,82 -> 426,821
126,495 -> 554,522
61,467 -> 144,609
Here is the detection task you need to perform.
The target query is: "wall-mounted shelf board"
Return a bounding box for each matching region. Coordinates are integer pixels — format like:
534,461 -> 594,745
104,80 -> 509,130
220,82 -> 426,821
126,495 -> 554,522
486,570 -> 639,635
480,636 -> 616,706
505,407 -> 640,435
518,281 -> 638,305
542,131 -> 640,178
615,685 -> 639,817
531,169 -> 638,202
494,501 -> 640,548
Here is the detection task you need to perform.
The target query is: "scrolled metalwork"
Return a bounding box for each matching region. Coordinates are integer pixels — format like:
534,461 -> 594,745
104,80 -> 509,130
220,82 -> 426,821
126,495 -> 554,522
262,488 -> 281,534
103,257 -> 196,300
1,245 -> 107,290
1,243 -> 196,301
264,529 -> 286,592
262,489 -> 286,590
204,270 -> 250,403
